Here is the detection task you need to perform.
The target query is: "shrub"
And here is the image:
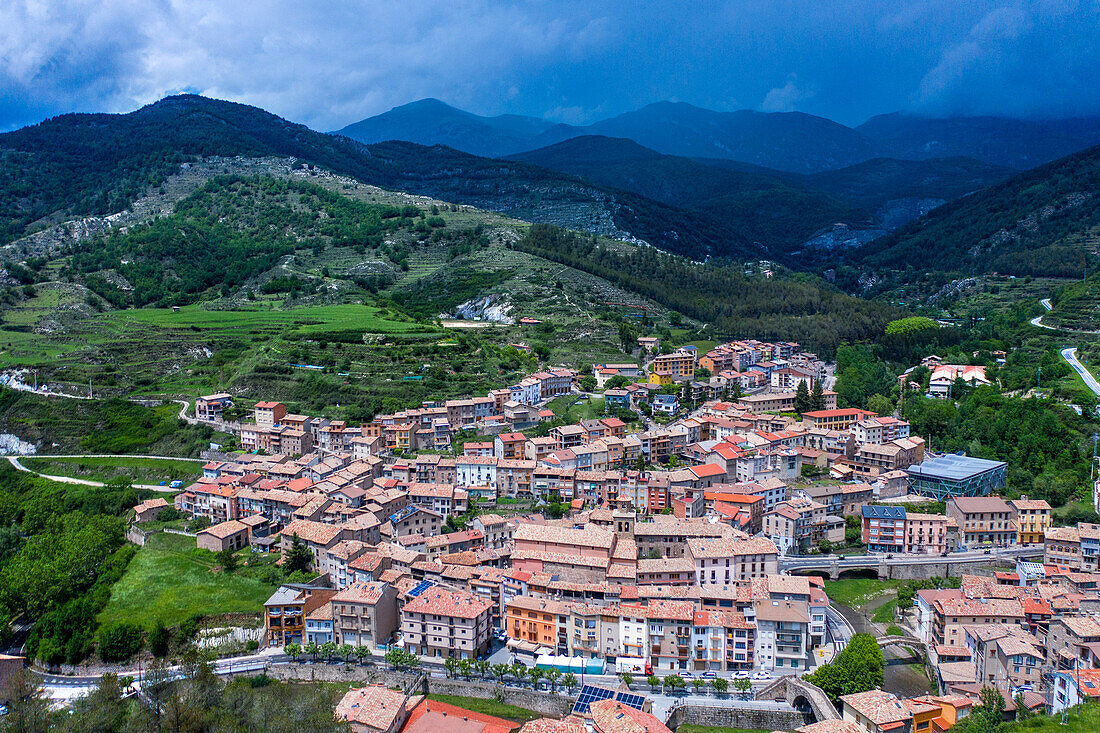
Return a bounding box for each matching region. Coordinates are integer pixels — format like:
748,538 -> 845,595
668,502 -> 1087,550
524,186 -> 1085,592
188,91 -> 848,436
97,622 -> 143,662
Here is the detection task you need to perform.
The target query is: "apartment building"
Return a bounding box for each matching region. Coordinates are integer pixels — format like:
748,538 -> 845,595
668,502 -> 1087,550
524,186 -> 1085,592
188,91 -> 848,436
850,416 -> 910,445
1046,615 -> 1100,670
842,690 -> 922,733
401,587 -> 494,660
946,496 -> 1017,548
330,582 -> 399,648
862,505 -> 906,553
754,599 -> 811,673
802,408 -> 877,431
651,349 -> 697,382
254,401 -> 287,427
263,582 -> 336,647
1010,497 -> 1052,545
691,609 -> 756,672
687,536 -> 779,585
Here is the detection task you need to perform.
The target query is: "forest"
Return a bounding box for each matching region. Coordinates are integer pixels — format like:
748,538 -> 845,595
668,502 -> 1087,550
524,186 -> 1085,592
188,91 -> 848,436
512,223 -> 898,356
68,176 -> 421,308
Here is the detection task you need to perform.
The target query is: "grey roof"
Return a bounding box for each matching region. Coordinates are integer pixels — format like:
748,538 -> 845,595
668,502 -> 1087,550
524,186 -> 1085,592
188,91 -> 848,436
907,453 -> 1006,481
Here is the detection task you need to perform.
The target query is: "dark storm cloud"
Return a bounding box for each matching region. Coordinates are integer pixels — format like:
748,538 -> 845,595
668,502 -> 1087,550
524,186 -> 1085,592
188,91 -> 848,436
1,0 -> 1097,132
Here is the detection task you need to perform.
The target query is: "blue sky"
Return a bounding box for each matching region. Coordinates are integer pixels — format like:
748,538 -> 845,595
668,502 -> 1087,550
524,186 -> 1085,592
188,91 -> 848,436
2,0 -> 1098,132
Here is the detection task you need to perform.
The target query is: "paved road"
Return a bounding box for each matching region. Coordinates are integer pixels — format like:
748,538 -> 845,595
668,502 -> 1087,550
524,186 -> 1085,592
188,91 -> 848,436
6,454 -> 201,492
1062,347 -> 1100,398
1030,298 -> 1056,330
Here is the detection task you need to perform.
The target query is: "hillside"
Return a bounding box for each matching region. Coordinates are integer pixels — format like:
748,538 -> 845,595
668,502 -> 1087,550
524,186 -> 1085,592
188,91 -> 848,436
334,98 -> 556,158
858,113 -> 1100,169
0,95 -> 760,262
854,143 -> 1100,277
507,135 -> 865,250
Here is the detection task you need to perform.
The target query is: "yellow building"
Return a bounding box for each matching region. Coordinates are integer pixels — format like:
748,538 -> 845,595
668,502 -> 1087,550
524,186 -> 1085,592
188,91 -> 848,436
648,372 -> 673,386
1011,497 -> 1051,545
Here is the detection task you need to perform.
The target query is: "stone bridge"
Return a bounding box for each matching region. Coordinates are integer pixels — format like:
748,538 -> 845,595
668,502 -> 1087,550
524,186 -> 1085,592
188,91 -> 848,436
756,675 -> 838,723
877,635 -> 926,653
780,547 -> 1040,580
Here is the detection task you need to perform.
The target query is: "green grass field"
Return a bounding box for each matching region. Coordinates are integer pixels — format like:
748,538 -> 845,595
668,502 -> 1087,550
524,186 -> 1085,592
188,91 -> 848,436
21,455 -> 203,484
424,694 -> 544,724
872,598 -> 898,623
98,532 -> 278,628
822,578 -> 903,608
103,302 -> 427,335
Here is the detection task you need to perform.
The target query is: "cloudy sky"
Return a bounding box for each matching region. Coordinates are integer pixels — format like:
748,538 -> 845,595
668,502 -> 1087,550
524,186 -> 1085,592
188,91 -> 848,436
2,0 -> 1098,132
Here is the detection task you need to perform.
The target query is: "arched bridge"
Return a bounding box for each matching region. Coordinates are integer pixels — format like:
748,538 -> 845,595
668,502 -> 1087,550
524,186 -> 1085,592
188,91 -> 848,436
877,635 -> 926,652
756,675 -> 838,723
780,546 -> 1042,580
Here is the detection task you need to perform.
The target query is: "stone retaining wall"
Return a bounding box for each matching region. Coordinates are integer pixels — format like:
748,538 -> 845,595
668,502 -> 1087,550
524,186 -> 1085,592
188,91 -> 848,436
666,703 -> 810,731
263,664 -> 576,717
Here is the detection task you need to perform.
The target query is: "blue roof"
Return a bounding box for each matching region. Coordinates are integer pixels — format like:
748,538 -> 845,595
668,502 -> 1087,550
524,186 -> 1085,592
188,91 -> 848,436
907,453 -> 1007,481
862,504 -> 906,520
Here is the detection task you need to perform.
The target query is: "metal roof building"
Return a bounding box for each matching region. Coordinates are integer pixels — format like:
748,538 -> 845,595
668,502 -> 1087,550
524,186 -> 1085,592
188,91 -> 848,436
906,454 -> 1007,500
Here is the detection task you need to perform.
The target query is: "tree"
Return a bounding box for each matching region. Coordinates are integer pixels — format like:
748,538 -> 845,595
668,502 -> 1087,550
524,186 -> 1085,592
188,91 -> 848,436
561,672 -> 578,693
664,674 -> 686,693
3,669 -> 52,732
444,656 -> 459,678
734,677 -> 752,699
149,621 -> 172,658
810,379 -> 826,411
491,663 -> 510,683
619,672 -> 634,688
579,375 -> 597,392
305,641 -> 321,662
868,393 -> 895,417
691,679 -> 705,693
284,643 -> 302,662
545,668 -> 562,691
794,380 -> 811,414
510,663 -> 528,686
711,677 -> 728,695
458,658 -> 472,680
97,621 -> 143,662
475,659 -> 490,678
320,641 -> 337,662
952,687 -> 1005,733
807,633 -> 884,708
339,643 -> 354,663
216,547 -> 237,573
528,667 -> 545,689
284,534 -> 313,574
355,646 -> 371,665
646,675 -> 660,689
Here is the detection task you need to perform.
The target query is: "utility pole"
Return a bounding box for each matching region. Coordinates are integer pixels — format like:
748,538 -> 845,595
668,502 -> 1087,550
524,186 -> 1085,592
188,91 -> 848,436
1037,364 -> 1041,389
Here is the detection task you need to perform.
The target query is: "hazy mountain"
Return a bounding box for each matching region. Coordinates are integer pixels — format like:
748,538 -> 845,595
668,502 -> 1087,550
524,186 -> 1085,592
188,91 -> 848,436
334,98 -> 558,158
854,143 -> 1100,277
858,113 -> 1100,169
339,99 -> 1100,177
507,135 -> 866,249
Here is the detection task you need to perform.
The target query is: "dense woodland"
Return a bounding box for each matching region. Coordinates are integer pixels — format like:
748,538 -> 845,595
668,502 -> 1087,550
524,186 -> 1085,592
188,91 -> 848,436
513,224 -> 898,356
855,143 -> 1100,277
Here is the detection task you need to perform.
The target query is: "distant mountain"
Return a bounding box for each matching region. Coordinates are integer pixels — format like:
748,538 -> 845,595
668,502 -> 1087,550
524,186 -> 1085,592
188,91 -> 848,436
334,98 -> 557,158
569,102 -> 877,174
340,99 -> 1100,176
507,135 -> 865,249
854,143 -> 1100,277
858,113 -> 1100,170
803,157 -> 1017,211
0,94 -> 760,261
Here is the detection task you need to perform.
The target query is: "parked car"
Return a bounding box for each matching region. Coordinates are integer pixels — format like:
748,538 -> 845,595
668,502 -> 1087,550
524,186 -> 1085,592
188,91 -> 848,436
702,671 -> 717,679
752,671 -> 771,680
733,670 -> 751,679
680,671 -> 694,679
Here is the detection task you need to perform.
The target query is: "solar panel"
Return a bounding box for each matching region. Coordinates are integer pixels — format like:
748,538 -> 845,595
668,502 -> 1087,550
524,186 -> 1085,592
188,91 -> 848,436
406,580 -> 434,598
572,684 -> 615,714
614,692 -> 647,710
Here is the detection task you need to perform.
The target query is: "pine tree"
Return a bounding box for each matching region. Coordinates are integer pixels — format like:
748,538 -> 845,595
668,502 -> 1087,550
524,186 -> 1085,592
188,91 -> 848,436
794,380 -> 811,414
810,379 -> 826,410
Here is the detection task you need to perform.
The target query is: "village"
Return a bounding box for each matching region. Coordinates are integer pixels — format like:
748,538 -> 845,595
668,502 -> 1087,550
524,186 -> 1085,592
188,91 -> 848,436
106,338 -> 1100,732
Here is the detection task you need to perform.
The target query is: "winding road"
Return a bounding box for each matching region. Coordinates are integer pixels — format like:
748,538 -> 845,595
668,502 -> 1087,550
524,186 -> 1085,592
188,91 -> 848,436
6,454 -> 203,492
1030,298 -> 1056,330
1062,347 -> 1100,398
